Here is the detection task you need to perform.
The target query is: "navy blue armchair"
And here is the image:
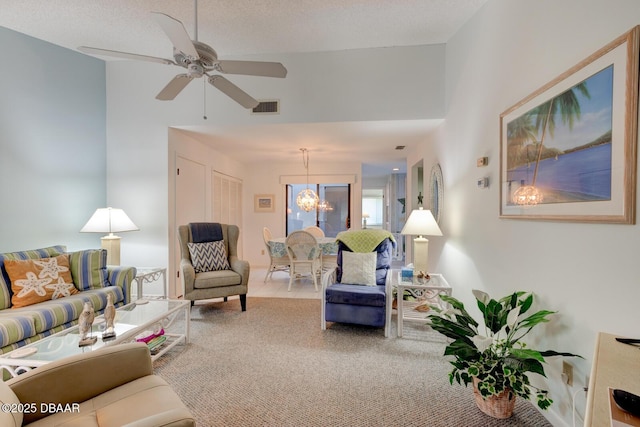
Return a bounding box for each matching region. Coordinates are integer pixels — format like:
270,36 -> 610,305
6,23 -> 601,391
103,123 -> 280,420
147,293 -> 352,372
321,230 -> 395,337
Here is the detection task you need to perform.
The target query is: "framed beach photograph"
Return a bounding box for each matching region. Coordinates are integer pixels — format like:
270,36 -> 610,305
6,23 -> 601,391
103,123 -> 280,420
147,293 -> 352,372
254,194 -> 275,213
499,26 -> 639,224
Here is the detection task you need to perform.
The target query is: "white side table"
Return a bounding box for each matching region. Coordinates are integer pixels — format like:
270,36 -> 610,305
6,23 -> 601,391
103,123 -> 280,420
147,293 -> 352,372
134,267 -> 167,300
394,271 -> 451,337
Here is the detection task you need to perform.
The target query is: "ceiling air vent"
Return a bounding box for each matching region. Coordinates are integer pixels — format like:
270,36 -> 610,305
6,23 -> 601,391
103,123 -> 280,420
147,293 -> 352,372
395,145 -> 406,150
252,100 -> 280,115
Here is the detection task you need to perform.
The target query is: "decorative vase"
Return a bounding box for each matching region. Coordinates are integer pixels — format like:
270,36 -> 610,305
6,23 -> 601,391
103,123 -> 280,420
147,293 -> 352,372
472,377 -> 516,419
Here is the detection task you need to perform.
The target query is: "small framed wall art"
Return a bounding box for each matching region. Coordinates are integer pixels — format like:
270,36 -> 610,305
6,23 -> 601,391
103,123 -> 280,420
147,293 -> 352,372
254,194 -> 275,213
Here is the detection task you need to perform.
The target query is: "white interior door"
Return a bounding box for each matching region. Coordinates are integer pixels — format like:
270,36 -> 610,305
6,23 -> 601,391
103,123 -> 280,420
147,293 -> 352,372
174,155 -> 206,298
212,171 -> 243,255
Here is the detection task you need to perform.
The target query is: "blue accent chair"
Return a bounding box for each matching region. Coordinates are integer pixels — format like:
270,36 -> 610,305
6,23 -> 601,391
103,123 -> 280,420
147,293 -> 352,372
321,236 -> 394,337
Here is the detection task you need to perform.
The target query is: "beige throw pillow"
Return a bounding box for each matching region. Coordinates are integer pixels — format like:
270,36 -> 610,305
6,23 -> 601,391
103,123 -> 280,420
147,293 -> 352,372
341,252 -> 377,286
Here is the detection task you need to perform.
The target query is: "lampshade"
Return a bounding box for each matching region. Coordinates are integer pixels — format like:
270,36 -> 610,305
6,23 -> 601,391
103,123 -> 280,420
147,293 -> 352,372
81,207 -> 138,265
80,208 -> 139,233
400,207 -> 442,274
400,207 -> 442,237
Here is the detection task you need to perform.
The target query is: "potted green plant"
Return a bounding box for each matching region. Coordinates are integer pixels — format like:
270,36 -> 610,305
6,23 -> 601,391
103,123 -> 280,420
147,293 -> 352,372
427,290 -> 581,418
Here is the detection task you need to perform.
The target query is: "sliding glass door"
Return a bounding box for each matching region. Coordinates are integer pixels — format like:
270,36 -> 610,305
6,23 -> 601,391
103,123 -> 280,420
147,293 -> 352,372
286,184 -> 350,237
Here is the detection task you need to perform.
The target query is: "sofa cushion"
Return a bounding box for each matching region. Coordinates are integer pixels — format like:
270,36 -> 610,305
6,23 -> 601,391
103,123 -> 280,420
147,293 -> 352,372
0,314 -> 37,348
19,287 -> 125,334
340,252 -> 377,286
188,241 -> 230,272
25,375 -> 194,427
325,283 -> 386,307
0,287 -> 125,349
194,269 -> 241,289
69,249 -> 109,291
0,245 -> 66,310
5,254 -> 78,308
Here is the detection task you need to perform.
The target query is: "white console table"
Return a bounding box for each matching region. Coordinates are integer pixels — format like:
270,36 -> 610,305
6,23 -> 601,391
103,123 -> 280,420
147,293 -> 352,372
585,332 -> 640,426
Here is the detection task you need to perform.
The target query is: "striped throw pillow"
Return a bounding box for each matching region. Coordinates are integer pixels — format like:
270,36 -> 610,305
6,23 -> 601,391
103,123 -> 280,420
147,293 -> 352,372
69,249 -> 109,291
187,241 -> 230,273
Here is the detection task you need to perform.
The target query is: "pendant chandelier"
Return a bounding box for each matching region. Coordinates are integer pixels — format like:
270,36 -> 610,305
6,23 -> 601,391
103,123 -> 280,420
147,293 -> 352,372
318,199 -> 333,212
296,148 -> 319,212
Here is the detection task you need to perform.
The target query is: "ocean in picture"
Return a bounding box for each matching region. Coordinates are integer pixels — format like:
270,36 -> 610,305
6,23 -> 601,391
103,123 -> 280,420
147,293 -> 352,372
507,142 -> 611,205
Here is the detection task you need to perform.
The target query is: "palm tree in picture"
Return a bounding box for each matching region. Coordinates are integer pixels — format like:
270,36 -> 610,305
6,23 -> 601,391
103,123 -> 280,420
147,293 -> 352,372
531,82 -> 590,186
507,115 -> 538,168
513,82 -> 590,205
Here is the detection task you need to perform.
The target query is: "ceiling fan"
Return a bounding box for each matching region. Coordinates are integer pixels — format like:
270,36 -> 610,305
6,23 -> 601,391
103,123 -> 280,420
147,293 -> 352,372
78,0 -> 287,109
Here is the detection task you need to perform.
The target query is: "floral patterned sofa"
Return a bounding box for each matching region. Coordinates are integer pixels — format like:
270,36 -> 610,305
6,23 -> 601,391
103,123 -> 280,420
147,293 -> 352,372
0,245 -> 136,355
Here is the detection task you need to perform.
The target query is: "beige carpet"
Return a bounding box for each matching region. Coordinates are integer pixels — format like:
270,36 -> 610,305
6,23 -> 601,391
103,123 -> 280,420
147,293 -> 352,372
154,298 -> 553,427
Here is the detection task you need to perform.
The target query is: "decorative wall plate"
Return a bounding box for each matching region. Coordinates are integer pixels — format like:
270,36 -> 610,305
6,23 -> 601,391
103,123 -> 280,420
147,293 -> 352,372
430,163 -> 444,224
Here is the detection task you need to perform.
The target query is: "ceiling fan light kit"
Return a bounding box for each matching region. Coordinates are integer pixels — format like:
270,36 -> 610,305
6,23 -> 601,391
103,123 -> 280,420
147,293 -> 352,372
78,0 -> 287,108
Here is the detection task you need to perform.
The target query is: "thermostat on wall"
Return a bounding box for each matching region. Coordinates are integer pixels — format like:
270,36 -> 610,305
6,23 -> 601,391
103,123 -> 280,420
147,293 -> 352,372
477,177 -> 489,188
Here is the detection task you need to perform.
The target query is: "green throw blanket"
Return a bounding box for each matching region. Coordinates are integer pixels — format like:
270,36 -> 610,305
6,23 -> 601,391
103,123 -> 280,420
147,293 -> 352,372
335,230 -> 396,253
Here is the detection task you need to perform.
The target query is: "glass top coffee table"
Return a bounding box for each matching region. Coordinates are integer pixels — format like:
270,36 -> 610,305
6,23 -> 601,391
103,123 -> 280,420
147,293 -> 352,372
0,299 -> 190,378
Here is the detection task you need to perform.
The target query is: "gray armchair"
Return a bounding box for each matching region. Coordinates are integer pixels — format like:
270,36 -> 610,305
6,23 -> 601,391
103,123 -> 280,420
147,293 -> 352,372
178,223 -> 250,311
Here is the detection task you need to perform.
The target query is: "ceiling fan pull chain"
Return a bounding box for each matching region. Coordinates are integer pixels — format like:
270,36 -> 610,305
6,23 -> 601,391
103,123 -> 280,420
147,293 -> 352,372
203,78 -> 207,120
194,0 -> 198,41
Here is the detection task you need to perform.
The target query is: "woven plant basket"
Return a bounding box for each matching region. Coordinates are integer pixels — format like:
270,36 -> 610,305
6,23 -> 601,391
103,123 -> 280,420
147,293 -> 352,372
472,377 -> 516,419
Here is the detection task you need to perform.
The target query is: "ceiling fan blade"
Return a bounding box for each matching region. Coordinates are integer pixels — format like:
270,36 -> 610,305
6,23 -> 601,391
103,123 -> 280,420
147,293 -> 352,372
78,46 -> 175,65
156,74 -> 194,100
217,60 -> 288,78
208,75 -> 259,109
151,12 -> 199,60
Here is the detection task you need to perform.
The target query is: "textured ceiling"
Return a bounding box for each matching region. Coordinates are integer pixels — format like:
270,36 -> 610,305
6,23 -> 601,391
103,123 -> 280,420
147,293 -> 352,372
0,0 -> 487,173
0,0 -> 487,56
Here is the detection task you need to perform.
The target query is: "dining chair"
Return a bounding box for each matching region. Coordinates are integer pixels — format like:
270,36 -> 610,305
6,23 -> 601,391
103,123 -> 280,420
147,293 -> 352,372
285,230 -> 322,291
262,227 -> 290,282
303,226 -> 325,238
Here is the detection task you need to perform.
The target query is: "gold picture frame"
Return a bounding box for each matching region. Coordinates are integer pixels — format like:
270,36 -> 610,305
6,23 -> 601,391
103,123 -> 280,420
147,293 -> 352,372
499,26 -> 639,224
254,194 -> 275,213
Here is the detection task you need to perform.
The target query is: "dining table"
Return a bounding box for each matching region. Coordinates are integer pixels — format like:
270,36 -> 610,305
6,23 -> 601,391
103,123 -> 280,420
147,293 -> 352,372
268,236 -> 338,258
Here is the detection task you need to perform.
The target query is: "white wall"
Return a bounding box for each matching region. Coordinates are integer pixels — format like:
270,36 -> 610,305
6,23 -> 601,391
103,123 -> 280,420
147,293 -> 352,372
242,159 -> 362,268
0,27 -> 106,252
421,1 -> 640,425
105,44 -> 446,275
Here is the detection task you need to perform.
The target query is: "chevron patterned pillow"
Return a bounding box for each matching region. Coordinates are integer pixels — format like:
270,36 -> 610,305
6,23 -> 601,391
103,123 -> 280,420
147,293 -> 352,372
187,241 -> 230,273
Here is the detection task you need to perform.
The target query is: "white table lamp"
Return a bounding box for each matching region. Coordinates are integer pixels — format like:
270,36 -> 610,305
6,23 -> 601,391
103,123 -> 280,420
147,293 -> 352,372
400,207 -> 442,274
80,207 -> 139,265
362,213 -> 370,229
